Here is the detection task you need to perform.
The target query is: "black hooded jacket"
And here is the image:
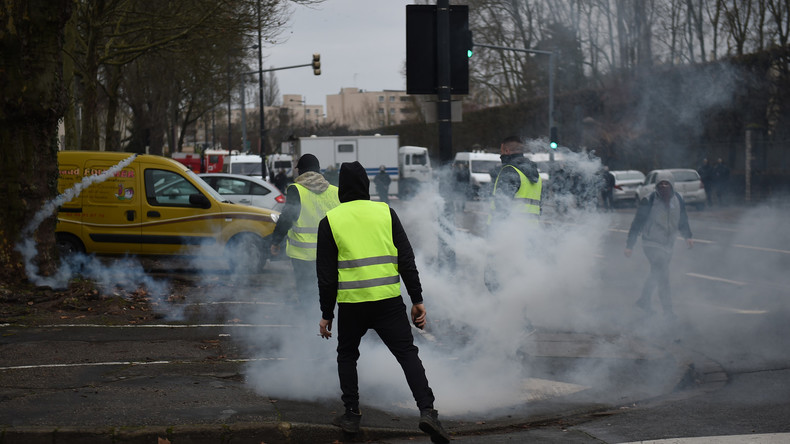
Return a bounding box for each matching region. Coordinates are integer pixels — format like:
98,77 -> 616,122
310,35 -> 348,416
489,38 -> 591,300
316,161 -> 423,321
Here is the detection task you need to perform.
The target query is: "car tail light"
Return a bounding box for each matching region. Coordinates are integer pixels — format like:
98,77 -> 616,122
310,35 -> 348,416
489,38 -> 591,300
275,194 -> 285,204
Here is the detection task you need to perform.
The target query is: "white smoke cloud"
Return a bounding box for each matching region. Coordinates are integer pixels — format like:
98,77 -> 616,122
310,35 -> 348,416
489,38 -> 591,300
242,144 -> 627,416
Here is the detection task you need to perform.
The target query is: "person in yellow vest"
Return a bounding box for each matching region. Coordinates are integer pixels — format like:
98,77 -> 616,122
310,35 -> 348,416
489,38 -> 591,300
316,161 -> 450,444
270,154 -> 339,304
490,135 -> 542,221
485,135 -> 543,293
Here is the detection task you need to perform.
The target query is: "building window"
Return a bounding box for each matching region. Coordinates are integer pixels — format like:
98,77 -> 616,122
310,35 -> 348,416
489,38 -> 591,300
400,96 -> 409,101
389,108 -> 395,114
305,108 -> 310,114
389,96 -> 395,102
378,108 -> 384,114
337,144 -> 354,153
378,96 -> 384,102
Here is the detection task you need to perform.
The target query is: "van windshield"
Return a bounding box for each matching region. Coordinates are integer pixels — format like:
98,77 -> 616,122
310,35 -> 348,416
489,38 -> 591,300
231,162 -> 262,175
187,170 -> 226,202
471,160 -> 501,174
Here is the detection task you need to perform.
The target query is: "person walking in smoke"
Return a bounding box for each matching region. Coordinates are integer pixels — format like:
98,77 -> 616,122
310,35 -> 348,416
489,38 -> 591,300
373,164 -> 391,204
270,154 -> 340,305
625,170 -> 693,319
697,158 -> 713,207
601,165 -> 616,211
484,135 -> 542,293
316,161 -> 450,444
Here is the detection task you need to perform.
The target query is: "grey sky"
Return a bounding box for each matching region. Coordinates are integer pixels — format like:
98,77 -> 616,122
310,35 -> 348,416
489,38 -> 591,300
264,0 -> 414,111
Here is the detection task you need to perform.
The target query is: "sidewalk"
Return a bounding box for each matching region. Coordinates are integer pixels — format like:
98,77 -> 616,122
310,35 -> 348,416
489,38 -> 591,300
0,327 -> 726,444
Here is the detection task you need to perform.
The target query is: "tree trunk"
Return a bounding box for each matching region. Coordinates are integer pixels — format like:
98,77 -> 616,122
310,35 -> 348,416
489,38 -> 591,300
0,0 -> 72,286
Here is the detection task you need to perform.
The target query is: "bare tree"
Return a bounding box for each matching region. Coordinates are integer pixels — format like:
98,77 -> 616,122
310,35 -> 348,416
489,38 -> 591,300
0,0 -> 72,284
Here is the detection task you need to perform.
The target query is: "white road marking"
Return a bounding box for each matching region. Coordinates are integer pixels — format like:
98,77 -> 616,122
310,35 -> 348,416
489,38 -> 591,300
620,432 -> 790,444
0,323 -> 292,328
685,272 -> 746,286
0,357 -> 285,372
733,244 -> 790,255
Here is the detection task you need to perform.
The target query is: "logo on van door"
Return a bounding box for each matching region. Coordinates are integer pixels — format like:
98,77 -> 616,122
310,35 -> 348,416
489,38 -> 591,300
115,183 -> 135,200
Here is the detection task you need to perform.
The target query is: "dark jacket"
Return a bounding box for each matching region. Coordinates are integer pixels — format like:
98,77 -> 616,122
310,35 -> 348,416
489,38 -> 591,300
316,161 -> 423,321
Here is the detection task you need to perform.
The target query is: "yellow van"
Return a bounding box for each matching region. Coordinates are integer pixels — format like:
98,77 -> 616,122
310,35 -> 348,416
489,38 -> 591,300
56,151 -> 279,272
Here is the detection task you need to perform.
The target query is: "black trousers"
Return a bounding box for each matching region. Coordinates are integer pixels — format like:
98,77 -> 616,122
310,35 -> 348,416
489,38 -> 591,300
291,258 -> 317,305
336,296 -> 434,412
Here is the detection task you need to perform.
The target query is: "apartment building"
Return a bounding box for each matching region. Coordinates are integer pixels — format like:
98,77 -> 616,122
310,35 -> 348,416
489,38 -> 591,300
326,87 -> 418,131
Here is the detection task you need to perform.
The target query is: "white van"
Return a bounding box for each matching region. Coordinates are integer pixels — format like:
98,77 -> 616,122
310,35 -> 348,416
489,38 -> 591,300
453,151 -> 502,198
225,154 -> 264,178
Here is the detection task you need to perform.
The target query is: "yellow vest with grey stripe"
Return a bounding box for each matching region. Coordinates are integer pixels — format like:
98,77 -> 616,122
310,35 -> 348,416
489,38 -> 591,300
326,200 -> 401,303
286,183 -> 340,260
491,165 -> 542,221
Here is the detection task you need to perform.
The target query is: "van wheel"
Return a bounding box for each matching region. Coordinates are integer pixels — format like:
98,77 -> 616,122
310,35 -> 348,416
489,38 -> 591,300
226,233 -> 267,273
55,233 -> 84,258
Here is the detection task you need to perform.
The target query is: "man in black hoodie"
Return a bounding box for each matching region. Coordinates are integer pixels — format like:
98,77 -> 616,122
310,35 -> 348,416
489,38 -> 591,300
315,161 -> 450,444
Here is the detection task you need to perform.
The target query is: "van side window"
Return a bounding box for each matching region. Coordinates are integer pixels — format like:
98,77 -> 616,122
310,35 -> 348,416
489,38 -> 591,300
144,169 -> 202,207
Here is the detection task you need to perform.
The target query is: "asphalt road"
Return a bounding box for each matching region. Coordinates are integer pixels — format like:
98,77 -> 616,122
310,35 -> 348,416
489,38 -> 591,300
2,196 -> 789,443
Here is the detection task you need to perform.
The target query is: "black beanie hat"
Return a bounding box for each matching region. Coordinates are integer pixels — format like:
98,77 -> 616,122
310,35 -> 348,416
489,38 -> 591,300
295,154 -> 320,173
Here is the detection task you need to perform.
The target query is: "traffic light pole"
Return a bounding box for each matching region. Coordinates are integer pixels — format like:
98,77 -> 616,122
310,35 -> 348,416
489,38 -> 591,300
473,43 -> 556,160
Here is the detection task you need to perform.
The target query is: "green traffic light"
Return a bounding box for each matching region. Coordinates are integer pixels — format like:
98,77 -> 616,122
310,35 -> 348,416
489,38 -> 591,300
550,141 -> 558,149
467,49 -> 473,58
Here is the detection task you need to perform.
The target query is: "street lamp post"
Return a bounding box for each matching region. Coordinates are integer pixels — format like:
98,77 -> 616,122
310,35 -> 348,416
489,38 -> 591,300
473,42 -> 556,159
257,0 -> 267,179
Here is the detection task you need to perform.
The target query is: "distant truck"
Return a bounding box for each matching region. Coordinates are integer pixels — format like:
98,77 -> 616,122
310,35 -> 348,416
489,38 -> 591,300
172,149 -> 229,174
290,135 -> 432,199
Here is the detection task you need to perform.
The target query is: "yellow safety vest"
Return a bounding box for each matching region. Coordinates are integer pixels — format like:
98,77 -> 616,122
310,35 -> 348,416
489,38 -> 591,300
491,165 -> 542,221
326,200 -> 401,303
286,183 -> 340,260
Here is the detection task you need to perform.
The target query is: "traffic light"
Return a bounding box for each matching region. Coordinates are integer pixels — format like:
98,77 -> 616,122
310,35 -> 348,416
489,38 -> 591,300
549,126 -> 558,149
312,53 -> 321,76
406,4 -> 469,95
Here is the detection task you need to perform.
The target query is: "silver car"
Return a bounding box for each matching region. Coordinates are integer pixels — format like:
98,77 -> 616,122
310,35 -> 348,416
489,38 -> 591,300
611,170 -> 645,207
199,173 -> 285,212
636,169 -> 707,209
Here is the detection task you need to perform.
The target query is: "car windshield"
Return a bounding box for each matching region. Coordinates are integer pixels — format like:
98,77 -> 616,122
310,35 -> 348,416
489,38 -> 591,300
471,160 -> 501,174
671,170 -> 699,182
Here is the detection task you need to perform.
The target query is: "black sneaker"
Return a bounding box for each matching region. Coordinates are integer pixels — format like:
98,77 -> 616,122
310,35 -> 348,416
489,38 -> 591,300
419,408 -> 450,443
332,409 -> 362,434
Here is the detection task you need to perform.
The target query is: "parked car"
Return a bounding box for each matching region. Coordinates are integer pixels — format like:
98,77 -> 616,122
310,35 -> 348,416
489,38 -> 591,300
636,169 -> 707,209
611,170 -> 645,207
199,173 -> 285,212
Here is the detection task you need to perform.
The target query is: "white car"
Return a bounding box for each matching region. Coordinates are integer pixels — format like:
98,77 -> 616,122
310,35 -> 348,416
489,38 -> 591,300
611,170 -> 645,207
636,169 -> 707,209
199,173 -> 285,212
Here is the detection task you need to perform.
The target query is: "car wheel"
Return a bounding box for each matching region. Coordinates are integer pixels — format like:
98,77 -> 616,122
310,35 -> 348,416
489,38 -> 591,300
55,233 -> 85,258
226,233 -> 268,273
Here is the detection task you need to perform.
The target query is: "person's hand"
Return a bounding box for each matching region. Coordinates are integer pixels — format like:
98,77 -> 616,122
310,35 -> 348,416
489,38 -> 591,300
319,318 -> 333,339
686,238 -> 694,249
270,243 -> 281,256
411,303 -> 426,329
624,248 -> 633,258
